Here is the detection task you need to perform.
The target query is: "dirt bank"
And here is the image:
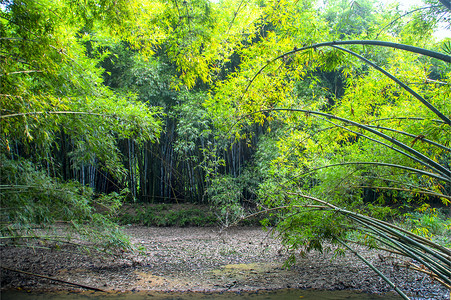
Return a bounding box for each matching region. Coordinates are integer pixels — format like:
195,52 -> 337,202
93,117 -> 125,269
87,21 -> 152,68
1,226 -> 449,299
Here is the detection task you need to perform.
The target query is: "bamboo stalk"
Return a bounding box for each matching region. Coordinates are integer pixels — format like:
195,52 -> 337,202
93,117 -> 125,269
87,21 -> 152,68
297,161 -> 448,182
348,215 -> 451,284
337,239 -> 410,300
341,209 -> 451,269
253,108 -> 451,179
243,40 -> 451,125
356,185 -> 451,201
332,45 -> 450,126
285,192 -> 451,287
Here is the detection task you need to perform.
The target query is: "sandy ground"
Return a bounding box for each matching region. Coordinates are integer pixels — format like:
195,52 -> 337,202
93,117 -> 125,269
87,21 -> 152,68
1,226 -> 449,299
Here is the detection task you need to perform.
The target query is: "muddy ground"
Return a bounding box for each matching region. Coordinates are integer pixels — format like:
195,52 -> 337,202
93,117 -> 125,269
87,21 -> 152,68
1,226 -> 449,299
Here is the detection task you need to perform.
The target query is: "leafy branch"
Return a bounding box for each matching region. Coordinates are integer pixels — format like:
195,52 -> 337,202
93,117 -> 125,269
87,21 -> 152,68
355,185 -> 451,202
242,40 -> 451,126
287,192 -> 451,288
375,5 -> 443,39
0,111 -> 106,119
298,161 -> 449,183
236,108 -> 450,180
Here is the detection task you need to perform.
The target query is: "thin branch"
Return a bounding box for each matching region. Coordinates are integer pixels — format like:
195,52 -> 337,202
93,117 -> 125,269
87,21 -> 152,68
1,266 -> 106,292
376,6 -> 442,39
399,261 -> 451,289
332,45 -> 450,127
422,78 -> 450,85
337,239 -> 410,300
238,108 -> 451,180
0,70 -> 42,76
242,40 -> 451,125
227,204 -> 330,228
0,111 -> 107,119
364,124 -> 451,152
356,185 -> 451,201
343,238 -> 405,256
241,204 -> 328,221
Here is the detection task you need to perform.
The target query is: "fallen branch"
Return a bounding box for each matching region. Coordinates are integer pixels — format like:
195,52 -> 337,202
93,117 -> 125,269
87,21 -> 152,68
1,266 -> 106,292
396,261 -> 451,289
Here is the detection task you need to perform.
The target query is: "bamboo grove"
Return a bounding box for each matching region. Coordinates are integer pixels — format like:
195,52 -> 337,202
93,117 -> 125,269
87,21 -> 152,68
0,0 -> 450,297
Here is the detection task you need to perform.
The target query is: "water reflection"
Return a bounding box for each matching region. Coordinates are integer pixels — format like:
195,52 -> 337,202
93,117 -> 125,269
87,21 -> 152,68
1,289 -> 401,300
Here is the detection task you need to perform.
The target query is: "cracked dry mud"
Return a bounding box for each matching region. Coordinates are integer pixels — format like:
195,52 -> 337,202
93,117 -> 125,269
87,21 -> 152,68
1,226 -> 449,299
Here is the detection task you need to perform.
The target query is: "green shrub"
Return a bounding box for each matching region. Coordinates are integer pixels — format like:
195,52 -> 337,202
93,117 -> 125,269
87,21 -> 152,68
402,204 -> 451,247
0,156 -> 132,254
117,204 -> 217,227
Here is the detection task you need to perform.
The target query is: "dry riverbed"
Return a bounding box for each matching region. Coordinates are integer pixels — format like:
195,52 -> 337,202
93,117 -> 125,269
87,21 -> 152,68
1,226 -> 449,299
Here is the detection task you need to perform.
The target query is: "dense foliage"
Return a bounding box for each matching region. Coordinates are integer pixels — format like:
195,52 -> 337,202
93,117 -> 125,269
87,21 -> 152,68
0,0 -> 450,295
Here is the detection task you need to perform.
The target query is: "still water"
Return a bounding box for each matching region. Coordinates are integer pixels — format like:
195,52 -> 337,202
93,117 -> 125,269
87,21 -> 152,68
1,289 -> 402,300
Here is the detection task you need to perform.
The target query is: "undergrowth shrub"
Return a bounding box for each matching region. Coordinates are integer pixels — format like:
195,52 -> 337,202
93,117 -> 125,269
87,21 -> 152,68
0,156 -> 131,254
402,204 -> 451,247
117,204 -> 217,227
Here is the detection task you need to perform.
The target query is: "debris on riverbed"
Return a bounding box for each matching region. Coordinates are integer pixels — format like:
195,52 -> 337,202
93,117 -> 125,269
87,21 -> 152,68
1,226 -> 449,299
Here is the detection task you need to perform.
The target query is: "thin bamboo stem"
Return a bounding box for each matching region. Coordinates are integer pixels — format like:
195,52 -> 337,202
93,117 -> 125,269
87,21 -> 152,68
272,108 -> 451,179
337,239 -> 410,300
0,111 -> 107,119
352,215 -> 450,273
243,40 -> 451,125
316,116 -> 440,175
298,161 -> 448,182
357,185 -> 451,201
364,125 -> 450,152
332,45 -> 450,127
1,266 -> 106,292
346,214 -> 451,284
350,214 -> 451,272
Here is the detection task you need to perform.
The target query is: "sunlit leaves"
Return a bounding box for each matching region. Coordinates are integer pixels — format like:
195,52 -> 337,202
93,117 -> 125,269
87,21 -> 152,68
200,0 -> 451,262
0,0 -> 162,177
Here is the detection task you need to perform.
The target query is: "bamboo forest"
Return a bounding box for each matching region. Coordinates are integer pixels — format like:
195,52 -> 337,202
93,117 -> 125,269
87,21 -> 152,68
0,0 -> 450,299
